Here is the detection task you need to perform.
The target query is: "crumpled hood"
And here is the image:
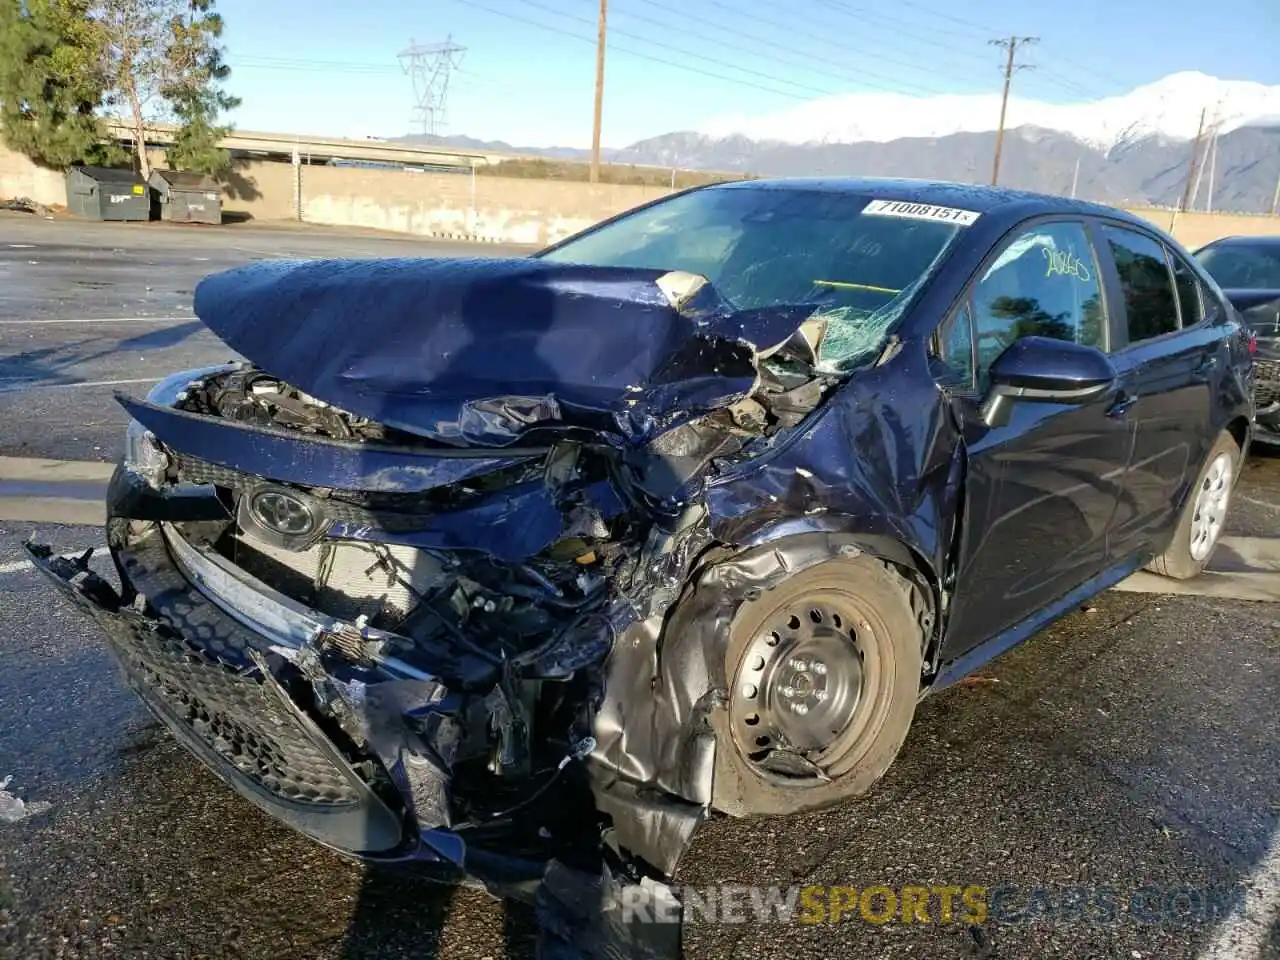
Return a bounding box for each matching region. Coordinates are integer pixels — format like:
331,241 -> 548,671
193,257 -> 813,446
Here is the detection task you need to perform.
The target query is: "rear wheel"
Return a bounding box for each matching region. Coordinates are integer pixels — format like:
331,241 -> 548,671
1147,431 -> 1240,580
711,556 -> 923,818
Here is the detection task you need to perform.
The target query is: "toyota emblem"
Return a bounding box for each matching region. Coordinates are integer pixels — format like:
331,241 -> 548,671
248,488 -> 318,537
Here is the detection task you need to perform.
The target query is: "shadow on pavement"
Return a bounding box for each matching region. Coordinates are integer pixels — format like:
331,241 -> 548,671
0,321 -> 205,389
339,872 -> 538,959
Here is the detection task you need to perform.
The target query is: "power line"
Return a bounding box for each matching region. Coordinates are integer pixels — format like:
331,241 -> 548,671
813,0 -> 998,65
990,35 -> 1038,185
233,56 -> 401,75
699,0 -> 976,87
1035,47 -> 1134,97
619,0 -> 953,97
808,0 -> 1120,105
507,0 -> 894,99
442,0 -> 852,101
1033,66 -> 1111,101
895,0 -> 995,37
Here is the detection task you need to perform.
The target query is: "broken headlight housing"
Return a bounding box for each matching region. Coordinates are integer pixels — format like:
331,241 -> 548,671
122,418 -> 169,487
120,363 -> 239,487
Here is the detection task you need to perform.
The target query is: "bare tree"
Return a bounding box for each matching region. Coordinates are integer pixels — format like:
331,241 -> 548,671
95,0 -> 172,177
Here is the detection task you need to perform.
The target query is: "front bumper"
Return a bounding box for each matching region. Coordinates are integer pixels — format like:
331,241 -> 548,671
24,516 -> 579,893
26,527 -> 690,955
26,530 -> 406,853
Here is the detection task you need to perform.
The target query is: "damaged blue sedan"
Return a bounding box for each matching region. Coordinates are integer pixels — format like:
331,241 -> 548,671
28,179 -> 1252,945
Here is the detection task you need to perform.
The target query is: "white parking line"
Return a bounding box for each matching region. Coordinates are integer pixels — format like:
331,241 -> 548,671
0,546 -> 109,578
0,377 -> 159,394
1198,827 -> 1280,960
0,316 -> 190,325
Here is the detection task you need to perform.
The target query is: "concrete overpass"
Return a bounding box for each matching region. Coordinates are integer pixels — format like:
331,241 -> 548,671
103,120 -> 508,170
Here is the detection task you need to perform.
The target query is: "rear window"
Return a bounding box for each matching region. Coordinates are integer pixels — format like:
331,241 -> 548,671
1196,243 -> 1280,290
1102,225 -> 1179,344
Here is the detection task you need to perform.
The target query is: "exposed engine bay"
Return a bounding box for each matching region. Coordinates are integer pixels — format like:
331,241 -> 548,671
149,346 -> 829,810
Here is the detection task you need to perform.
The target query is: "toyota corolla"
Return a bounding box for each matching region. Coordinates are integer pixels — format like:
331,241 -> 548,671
28,179 -> 1252,952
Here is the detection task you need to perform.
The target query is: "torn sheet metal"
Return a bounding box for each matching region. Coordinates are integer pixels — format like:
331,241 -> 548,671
705,341 -> 964,580
328,479 -> 626,562
192,258 -> 813,446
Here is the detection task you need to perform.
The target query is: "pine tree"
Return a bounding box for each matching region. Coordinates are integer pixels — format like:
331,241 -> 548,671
0,0 -> 120,169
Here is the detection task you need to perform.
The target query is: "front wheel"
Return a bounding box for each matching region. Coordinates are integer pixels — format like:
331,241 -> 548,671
1147,431 -> 1240,580
711,556 -> 924,818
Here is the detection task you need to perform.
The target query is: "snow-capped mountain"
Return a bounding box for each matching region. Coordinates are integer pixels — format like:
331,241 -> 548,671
698,72 -> 1280,153
412,73 -> 1280,211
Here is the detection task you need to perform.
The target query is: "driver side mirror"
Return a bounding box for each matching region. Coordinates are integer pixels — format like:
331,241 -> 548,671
980,336 -> 1117,427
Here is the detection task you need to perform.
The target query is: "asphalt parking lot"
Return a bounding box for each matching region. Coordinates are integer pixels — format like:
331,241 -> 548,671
0,214 -> 1277,960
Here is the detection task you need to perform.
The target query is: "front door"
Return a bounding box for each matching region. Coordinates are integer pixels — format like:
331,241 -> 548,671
937,219 -> 1135,658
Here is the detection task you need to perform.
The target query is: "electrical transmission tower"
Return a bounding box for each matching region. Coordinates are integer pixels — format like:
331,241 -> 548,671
397,36 -> 466,137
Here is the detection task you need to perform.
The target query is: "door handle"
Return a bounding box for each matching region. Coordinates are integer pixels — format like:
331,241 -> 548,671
1106,392 -> 1139,418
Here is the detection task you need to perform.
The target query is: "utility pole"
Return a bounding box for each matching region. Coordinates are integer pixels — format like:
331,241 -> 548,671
989,35 -> 1037,186
590,0 -> 608,184
1205,129 -> 1218,213
1178,107 -> 1207,213
1069,156 -> 1080,199
1271,168 -> 1280,216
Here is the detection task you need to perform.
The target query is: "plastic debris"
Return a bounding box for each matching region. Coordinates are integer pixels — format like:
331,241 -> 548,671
0,775 -> 52,824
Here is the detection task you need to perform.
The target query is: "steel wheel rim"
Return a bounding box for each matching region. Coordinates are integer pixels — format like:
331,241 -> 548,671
1189,452 -> 1233,561
729,590 -> 876,781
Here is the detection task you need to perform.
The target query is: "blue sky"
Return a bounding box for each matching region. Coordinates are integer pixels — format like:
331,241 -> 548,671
216,0 -> 1280,147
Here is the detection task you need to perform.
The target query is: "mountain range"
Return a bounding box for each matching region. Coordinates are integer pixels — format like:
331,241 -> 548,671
398,72 -> 1280,212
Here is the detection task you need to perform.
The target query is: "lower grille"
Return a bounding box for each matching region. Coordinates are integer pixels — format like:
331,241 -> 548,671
103,611 -> 364,806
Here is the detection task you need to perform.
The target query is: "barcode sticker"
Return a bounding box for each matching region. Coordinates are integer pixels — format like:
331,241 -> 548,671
862,199 -> 980,225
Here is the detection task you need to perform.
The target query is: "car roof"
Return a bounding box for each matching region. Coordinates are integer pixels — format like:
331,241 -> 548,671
1198,234 -> 1280,250
704,176 -> 1144,226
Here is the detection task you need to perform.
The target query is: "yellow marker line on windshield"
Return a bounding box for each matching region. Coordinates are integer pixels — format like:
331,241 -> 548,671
814,280 -> 901,294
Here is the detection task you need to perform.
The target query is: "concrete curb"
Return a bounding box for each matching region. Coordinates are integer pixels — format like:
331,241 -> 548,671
0,456 -> 115,483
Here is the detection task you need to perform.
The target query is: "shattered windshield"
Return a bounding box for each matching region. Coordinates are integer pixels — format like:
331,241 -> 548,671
537,187 -> 968,369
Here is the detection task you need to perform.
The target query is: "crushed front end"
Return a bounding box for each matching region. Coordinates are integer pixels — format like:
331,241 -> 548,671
31,401 -> 623,885
27,258 -> 840,904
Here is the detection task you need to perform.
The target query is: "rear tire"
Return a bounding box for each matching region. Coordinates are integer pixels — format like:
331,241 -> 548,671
710,556 -> 923,818
1147,431 -> 1240,580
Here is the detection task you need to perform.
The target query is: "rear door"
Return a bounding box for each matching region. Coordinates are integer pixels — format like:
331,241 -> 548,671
1093,222 -> 1219,557
935,218 -> 1134,657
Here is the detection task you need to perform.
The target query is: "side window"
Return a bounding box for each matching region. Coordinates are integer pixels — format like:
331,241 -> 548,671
970,221 -> 1106,390
1102,225 -> 1180,343
1169,251 -> 1204,326
934,302 -> 975,390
